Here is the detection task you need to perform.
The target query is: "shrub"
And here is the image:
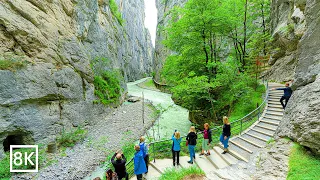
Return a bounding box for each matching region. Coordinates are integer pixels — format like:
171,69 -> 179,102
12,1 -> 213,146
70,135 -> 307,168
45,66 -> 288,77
109,0 -> 124,25
57,127 -> 88,148
93,70 -> 122,106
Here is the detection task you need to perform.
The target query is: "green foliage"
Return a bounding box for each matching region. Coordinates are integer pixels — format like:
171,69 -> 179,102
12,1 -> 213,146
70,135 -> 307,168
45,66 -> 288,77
266,138 -> 275,144
159,166 -> 205,180
91,57 -> 123,106
0,55 -> 27,71
57,127 -> 88,148
109,0 -> 124,26
287,143 -> 320,180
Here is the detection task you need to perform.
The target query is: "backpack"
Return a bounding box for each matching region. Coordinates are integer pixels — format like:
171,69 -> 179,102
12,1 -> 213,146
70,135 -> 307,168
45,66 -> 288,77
139,143 -> 147,158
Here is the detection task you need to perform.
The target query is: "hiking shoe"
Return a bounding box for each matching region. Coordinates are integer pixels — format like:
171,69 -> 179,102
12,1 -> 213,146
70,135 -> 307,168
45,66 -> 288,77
222,151 -> 227,154
199,153 -> 205,156
187,161 -> 193,164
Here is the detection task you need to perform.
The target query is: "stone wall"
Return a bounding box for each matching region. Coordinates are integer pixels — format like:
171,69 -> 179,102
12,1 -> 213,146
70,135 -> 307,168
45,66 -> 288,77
269,0 -> 320,154
0,0 -> 153,158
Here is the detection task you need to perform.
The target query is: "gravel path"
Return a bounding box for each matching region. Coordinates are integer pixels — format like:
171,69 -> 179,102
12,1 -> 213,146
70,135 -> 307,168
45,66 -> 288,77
13,101 -> 155,180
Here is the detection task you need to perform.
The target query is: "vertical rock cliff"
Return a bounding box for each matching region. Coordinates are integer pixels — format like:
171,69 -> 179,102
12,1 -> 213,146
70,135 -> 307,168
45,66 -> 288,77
268,0 -> 320,154
154,0 -> 187,82
0,0 -> 153,158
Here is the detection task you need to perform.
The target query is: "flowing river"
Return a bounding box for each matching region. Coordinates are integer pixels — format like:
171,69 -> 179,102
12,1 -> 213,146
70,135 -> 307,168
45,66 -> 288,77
85,78 -> 191,179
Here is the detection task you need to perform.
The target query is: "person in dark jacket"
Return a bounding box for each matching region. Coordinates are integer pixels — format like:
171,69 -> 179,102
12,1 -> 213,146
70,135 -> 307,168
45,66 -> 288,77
200,123 -> 212,156
111,151 -> 128,180
220,116 -> 231,154
272,82 -> 293,109
171,130 -> 182,166
133,145 -> 147,180
186,126 -> 197,164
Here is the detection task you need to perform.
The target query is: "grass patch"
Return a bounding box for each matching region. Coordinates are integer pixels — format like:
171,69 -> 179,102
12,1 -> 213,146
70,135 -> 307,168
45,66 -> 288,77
287,143 -> 320,180
109,0 -> 124,25
143,79 -> 156,88
159,166 -> 205,180
57,127 -> 88,148
0,57 -> 26,71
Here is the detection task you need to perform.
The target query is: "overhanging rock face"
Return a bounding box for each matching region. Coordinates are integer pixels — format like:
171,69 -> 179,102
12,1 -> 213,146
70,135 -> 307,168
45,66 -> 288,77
0,0 -> 154,158
273,0 -> 320,154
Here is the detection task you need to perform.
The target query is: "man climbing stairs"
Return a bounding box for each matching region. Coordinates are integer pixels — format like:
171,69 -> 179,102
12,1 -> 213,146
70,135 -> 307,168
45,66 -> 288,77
133,83 -> 285,180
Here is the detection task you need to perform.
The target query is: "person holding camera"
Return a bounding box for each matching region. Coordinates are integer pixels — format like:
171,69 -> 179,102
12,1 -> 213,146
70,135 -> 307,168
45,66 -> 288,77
111,151 -> 128,180
171,130 -> 182,166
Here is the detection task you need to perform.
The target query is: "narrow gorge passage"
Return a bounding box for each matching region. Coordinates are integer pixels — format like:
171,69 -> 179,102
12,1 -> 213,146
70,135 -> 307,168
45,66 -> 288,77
127,78 -> 191,139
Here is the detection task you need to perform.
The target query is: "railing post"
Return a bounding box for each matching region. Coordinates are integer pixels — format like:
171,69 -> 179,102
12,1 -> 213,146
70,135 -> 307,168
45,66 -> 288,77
240,119 -> 243,135
153,143 -> 155,163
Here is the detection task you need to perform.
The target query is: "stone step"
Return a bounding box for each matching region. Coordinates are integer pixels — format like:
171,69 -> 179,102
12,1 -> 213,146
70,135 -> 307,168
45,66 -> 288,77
205,149 -> 229,169
246,130 -> 271,141
260,119 -> 280,126
266,110 -> 284,116
268,92 -> 284,95
258,121 -> 278,129
266,107 -> 284,112
255,124 -> 277,131
143,163 -> 162,180
263,114 -> 282,121
268,101 -> 281,105
238,136 -> 263,148
267,104 -> 283,109
194,154 -> 217,176
217,143 -> 249,163
178,156 -> 195,169
230,140 -> 253,154
150,158 -> 174,173
212,146 -> 238,166
251,127 -> 274,137
241,134 -> 266,147
246,132 -> 269,142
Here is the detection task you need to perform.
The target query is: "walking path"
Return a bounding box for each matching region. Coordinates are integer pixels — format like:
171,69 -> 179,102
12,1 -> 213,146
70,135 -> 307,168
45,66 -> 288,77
143,83 -> 285,180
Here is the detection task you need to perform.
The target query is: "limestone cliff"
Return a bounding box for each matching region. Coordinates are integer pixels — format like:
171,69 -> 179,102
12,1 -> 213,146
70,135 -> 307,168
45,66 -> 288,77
154,0 -> 187,82
268,0 -> 320,153
0,0 -> 153,158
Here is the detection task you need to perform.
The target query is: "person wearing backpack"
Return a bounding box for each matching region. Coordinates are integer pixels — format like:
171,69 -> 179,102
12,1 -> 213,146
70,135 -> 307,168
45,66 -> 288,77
220,116 -> 231,154
186,126 -> 197,164
133,145 -> 147,180
171,130 -> 182,166
200,123 -> 212,156
139,136 -> 149,173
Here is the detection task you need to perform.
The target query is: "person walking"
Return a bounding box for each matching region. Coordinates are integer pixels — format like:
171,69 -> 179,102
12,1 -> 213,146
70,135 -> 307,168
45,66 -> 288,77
111,151 -> 128,180
220,116 -> 231,154
200,123 -> 212,156
139,136 -> 149,173
171,130 -> 182,166
133,145 -> 147,180
186,126 -> 197,164
272,81 -> 293,109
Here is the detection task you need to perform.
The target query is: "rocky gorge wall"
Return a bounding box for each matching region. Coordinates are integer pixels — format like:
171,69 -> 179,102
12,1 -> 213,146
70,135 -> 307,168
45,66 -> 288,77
267,0 -> 320,154
0,0 -> 153,158
154,0 -> 187,82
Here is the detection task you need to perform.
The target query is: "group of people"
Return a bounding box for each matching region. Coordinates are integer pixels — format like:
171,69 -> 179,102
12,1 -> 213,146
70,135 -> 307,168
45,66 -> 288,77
172,116 -> 231,165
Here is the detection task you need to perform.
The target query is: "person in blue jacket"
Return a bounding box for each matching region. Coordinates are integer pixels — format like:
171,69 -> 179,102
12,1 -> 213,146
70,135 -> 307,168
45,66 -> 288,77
139,136 -> 149,173
133,145 -> 147,180
171,130 -> 182,166
272,81 -> 293,109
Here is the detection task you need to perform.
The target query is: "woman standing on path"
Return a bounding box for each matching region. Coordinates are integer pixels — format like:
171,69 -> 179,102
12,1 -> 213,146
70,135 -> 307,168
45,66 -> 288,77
171,130 -> 182,166
186,126 -> 197,164
220,116 -> 231,154
200,123 -> 212,156
133,145 -> 147,180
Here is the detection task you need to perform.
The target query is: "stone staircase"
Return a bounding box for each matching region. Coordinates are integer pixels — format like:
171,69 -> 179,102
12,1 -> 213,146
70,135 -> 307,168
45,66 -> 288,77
133,83 -> 285,180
